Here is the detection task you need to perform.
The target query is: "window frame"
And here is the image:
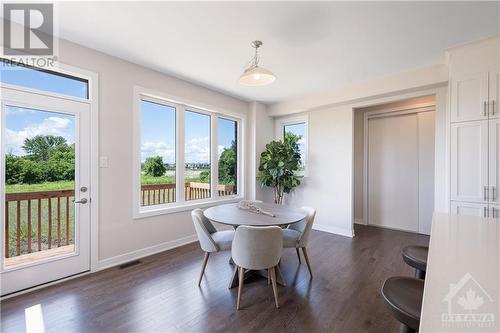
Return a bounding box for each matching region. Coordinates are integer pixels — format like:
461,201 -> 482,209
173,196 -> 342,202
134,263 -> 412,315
0,58 -> 90,101
133,86 -> 244,219
275,114 -> 309,177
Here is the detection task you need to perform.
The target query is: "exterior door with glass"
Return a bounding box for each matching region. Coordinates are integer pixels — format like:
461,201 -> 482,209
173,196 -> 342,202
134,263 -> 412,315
1,86 -> 91,296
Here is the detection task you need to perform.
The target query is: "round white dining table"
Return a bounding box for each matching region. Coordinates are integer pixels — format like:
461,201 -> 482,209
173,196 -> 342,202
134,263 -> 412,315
203,202 -> 306,228
203,202 -> 307,289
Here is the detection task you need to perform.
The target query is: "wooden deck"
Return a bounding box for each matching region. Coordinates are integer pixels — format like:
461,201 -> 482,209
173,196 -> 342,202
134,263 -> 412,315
4,245 -> 74,268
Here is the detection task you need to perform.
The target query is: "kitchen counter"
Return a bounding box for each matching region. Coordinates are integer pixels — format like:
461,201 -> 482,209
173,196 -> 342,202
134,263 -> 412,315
420,213 -> 499,332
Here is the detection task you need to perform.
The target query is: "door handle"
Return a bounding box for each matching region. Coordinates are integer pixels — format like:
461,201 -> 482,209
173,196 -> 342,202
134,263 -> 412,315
484,186 -> 489,201
492,207 -> 497,219
73,198 -> 88,204
484,206 -> 488,217
492,186 -> 497,200
492,100 -> 496,116
484,101 -> 488,116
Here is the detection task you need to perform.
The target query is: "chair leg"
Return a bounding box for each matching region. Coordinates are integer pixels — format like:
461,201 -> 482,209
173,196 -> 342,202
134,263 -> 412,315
399,323 -> 416,333
302,247 -> 313,278
237,266 -> 244,310
198,252 -> 210,286
270,266 -> 280,308
295,248 -> 302,264
415,269 -> 426,280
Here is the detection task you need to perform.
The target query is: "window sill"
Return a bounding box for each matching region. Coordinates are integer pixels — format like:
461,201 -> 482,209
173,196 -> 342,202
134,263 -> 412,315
133,196 -> 244,220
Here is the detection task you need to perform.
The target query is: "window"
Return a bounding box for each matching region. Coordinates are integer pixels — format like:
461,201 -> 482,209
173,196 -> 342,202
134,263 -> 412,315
185,110 -> 211,201
134,88 -> 243,217
140,100 -> 176,206
218,117 -> 238,196
276,115 -> 308,175
1,60 -> 89,99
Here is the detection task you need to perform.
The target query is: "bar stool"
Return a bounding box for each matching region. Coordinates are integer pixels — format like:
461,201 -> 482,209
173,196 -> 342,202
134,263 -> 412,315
381,276 -> 424,333
402,245 -> 428,279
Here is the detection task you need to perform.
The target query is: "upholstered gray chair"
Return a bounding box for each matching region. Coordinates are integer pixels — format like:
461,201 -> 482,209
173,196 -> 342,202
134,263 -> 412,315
282,206 -> 316,277
191,209 -> 235,286
232,225 -> 283,309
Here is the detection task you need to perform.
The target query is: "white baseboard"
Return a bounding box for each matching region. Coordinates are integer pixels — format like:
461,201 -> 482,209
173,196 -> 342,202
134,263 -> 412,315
98,234 -> 198,270
354,218 -> 365,225
313,224 -> 354,238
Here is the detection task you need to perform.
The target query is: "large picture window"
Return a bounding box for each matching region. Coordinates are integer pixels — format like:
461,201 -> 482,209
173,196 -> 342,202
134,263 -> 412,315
140,100 -> 176,206
184,110 -> 211,201
218,117 -> 238,196
276,115 -> 308,176
134,89 -> 242,217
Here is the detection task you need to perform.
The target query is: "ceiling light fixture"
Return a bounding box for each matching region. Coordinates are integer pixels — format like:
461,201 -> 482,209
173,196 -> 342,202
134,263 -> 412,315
239,40 -> 276,86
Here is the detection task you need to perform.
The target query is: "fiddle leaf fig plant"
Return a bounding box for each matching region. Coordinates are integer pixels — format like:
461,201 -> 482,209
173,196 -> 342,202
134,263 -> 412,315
257,132 -> 302,204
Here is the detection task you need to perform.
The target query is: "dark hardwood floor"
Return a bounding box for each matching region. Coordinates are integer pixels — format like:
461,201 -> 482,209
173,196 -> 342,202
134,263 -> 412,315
1,225 -> 429,333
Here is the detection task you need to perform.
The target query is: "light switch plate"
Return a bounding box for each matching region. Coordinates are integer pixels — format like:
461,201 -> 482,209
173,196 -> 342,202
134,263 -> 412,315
99,156 -> 109,168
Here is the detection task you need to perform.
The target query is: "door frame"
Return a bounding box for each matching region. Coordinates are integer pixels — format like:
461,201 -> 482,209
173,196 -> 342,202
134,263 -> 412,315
362,102 -> 435,231
0,61 -> 99,280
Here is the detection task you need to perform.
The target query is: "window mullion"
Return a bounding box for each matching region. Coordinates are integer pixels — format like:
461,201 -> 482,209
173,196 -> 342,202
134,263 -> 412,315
176,104 -> 185,203
211,114 -> 218,199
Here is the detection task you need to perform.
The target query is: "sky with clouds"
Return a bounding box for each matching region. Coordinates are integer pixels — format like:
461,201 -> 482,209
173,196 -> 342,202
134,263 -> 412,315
5,106 -> 75,156
140,100 -> 236,164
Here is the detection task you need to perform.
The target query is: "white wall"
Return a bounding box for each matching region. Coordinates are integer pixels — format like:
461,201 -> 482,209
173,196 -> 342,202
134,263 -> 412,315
268,64 -> 448,116
285,106 -> 355,237
55,39 -> 251,265
247,102 -> 274,202
274,85 -> 449,238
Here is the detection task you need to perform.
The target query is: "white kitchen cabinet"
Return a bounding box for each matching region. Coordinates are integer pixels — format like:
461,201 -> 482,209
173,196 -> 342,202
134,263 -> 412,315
489,70 -> 500,119
489,119 -> 500,204
448,38 -> 500,217
450,201 -> 489,217
450,72 -> 488,122
490,204 -> 500,219
450,121 -> 489,203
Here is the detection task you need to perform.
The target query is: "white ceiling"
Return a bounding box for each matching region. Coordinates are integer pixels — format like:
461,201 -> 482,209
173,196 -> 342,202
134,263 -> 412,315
56,1 -> 500,104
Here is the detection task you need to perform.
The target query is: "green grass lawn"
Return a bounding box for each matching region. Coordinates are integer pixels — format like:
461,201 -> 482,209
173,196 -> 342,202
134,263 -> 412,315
6,181 -> 75,193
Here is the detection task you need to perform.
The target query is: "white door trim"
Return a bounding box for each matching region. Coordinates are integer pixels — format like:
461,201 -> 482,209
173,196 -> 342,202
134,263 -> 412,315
0,61 -> 99,277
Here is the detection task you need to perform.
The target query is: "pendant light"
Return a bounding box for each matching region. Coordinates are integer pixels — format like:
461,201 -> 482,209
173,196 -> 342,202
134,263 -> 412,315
239,40 -> 276,86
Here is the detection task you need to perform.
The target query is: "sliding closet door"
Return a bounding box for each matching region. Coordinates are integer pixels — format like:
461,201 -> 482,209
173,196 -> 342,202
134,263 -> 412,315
368,114 -> 419,232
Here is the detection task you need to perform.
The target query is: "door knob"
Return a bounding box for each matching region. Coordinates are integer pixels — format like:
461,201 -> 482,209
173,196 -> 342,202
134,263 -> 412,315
73,198 -> 88,204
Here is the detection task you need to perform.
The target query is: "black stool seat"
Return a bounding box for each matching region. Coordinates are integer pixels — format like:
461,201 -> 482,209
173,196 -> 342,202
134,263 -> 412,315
381,276 -> 424,332
402,245 -> 428,278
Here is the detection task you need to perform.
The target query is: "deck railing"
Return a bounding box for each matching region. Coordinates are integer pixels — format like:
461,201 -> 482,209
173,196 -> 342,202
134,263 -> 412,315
141,182 -> 236,206
5,190 -> 75,258
5,183 -> 236,259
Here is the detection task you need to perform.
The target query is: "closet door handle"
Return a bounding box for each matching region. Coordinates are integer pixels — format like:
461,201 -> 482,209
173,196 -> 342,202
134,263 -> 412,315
492,100 -> 496,115
492,186 -> 497,200
492,208 -> 497,219
484,206 -> 488,217
484,101 -> 488,116
484,186 -> 489,201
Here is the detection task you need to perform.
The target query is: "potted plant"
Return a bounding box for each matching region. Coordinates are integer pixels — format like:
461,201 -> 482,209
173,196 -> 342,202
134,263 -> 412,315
257,133 -> 302,204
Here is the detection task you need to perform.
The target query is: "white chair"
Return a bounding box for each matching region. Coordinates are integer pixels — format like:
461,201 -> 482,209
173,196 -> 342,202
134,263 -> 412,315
282,206 -> 316,277
191,209 -> 235,286
232,225 -> 283,309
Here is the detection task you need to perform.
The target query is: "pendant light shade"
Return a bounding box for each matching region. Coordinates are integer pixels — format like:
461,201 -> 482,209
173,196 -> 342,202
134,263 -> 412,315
239,40 -> 276,86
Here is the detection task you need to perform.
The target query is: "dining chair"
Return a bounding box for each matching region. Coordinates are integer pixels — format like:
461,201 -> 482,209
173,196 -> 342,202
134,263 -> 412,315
191,209 -> 235,286
232,225 -> 283,309
282,206 -> 316,277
